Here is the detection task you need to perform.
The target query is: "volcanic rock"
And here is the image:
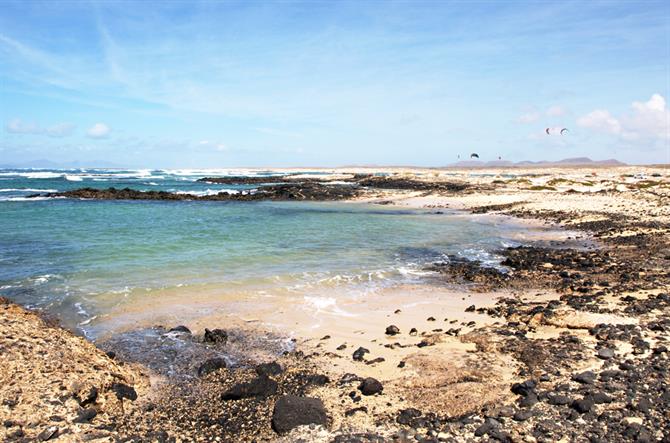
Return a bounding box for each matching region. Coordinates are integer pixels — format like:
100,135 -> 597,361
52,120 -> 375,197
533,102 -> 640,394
271,395 -> 328,434
358,377 -> 383,396
203,328 -> 228,344
222,375 -> 278,400
352,347 -> 369,361
255,361 -> 283,377
385,325 -> 400,336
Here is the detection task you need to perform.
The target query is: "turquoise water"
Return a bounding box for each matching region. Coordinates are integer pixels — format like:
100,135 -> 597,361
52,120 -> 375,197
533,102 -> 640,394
0,168 -> 542,337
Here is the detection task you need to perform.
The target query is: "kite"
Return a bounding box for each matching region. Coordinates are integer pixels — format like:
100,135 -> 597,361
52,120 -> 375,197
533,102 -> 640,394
470,153 -> 479,159
546,127 -> 570,135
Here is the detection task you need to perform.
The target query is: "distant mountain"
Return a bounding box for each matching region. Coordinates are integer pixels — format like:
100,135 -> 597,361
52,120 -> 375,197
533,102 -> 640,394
447,157 -> 626,168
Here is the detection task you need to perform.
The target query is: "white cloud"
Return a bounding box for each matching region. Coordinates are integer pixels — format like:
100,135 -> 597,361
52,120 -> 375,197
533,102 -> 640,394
87,123 -> 111,139
627,94 -> 668,140
577,109 -> 622,134
577,94 -> 669,142
5,118 -> 75,137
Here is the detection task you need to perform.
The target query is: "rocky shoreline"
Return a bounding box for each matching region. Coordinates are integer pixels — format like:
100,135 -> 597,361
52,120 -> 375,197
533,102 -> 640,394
3,167 -> 670,442
29,174 -> 473,202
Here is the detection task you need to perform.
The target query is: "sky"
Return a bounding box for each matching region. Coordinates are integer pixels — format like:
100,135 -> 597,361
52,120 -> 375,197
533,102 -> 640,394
1,0 -> 669,168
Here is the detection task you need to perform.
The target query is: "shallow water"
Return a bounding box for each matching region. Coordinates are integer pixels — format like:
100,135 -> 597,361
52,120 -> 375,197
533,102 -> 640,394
0,168 -> 569,339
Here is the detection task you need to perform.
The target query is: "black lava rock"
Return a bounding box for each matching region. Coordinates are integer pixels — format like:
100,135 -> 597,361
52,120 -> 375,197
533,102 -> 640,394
385,325 -> 400,336
573,371 -> 597,384
168,325 -> 191,334
111,383 -> 137,401
74,386 -> 98,406
306,374 -> 330,386
474,418 -> 499,436
74,408 -> 97,423
255,361 -> 283,377
358,377 -> 383,396
511,380 -> 536,397
591,392 -> 614,404
547,393 -> 572,406
513,409 -> 533,421
571,398 -> 594,413
352,347 -> 370,361
197,357 -> 227,376
635,397 -> 652,413
203,328 -> 228,344
396,408 -> 422,425
518,392 -> 539,407
222,375 -> 278,400
271,395 -> 328,434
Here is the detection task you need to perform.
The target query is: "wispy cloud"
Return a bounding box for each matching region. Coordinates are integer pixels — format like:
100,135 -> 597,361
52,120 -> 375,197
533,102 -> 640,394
87,123 -> 111,138
5,118 -> 75,137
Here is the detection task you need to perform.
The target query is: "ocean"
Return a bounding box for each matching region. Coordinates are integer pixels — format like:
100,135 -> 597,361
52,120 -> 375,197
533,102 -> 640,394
0,168 -> 559,339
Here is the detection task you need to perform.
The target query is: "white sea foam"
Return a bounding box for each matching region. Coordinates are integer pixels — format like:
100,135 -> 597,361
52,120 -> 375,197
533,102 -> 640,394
65,175 -> 83,181
397,266 -> 437,277
74,302 -> 88,316
174,189 -> 240,197
160,168 -> 284,179
303,296 -> 356,317
1,196 -> 66,201
323,181 -> 355,185
32,274 -> 59,285
0,188 -> 58,192
79,315 -> 98,326
0,171 -> 63,179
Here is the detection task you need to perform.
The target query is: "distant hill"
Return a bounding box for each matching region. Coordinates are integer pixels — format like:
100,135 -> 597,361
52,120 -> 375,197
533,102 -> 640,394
447,157 -> 626,168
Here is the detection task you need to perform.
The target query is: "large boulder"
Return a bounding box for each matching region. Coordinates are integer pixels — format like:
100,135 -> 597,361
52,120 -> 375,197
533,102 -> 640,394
271,395 -> 328,434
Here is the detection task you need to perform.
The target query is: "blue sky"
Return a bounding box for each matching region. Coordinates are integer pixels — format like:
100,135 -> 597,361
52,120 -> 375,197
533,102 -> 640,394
1,1 -> 668,167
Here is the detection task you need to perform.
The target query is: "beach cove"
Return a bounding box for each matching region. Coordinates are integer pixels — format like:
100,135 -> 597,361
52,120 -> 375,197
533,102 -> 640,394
1,165 -> 670,442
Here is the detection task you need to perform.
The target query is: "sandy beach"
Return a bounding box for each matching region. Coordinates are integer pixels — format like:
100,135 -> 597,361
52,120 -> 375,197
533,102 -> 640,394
2,165 -> 670,442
